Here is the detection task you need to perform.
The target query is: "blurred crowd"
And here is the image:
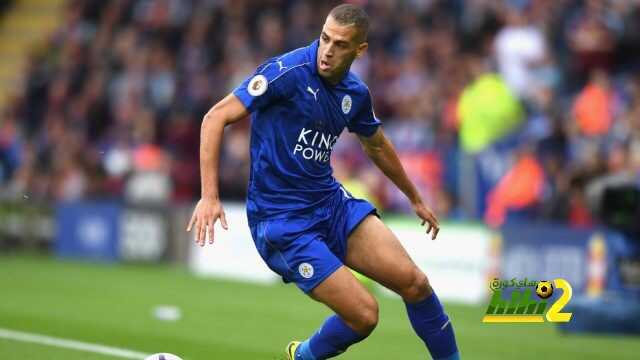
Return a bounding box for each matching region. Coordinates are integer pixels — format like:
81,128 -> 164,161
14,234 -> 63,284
1,0 -> 639,227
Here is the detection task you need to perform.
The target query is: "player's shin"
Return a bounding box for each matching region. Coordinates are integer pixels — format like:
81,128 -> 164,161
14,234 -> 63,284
295,315 -> 368,360
404,291 -> 460,360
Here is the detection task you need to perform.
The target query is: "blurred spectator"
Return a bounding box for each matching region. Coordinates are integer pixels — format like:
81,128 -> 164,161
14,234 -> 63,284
566,0 -> 618,82
573,69 -> 615,136
458,70 -> 523,154
0,114 -> 22,184
494,4 -> 547,100
484,148 -> 544,227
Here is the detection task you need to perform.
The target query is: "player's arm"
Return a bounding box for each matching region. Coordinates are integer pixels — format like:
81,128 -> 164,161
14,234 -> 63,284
187,93 -> 249,247
358,128 -> 440,239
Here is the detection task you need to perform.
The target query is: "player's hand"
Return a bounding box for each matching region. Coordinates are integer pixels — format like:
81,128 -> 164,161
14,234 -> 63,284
412,201 -> 440,240
186,197 -> 229,247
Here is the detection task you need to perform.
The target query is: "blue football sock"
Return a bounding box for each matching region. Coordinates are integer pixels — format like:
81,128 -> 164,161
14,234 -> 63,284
296,315 -> 367,360
405,291 -> 460,360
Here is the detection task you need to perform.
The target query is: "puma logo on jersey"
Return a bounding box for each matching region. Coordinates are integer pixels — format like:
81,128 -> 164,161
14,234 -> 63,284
340,187 -> 352,199
277,60 -> 287,71
307,86 -> 319,101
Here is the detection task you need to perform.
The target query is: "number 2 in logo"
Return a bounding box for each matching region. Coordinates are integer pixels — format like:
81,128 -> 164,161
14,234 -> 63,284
546,278 -> 573,322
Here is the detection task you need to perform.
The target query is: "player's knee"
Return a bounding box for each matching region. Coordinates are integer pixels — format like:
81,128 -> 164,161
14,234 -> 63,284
399,268 -> 433,303
357,298 -> 379,334
348,296 -> 379,335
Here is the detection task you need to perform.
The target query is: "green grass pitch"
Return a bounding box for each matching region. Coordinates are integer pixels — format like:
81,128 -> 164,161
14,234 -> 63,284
0,255 -> 638,359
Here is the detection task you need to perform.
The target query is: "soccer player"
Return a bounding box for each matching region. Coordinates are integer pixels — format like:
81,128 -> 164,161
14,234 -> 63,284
187,4 -> 460,360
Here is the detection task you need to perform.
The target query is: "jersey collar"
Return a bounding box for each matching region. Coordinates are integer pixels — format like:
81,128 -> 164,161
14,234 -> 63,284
307,40 -> 320,76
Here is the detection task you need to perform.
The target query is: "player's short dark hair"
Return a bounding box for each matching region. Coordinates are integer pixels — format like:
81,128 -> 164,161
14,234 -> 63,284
328,4 -> 369,42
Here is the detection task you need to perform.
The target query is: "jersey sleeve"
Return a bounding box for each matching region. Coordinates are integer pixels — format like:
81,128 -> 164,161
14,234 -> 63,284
232,61 -> 293,113
347,90 -> 382,137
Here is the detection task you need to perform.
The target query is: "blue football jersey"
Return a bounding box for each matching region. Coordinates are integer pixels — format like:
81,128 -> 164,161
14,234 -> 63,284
233,40 -> 381,224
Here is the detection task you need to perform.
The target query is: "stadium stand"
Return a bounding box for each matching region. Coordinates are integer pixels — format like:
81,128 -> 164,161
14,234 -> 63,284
1,0 -> 639,228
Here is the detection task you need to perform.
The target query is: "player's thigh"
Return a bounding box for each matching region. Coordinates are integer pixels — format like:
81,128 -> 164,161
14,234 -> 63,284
345,215 -> 427,296
309,265 -> 379,332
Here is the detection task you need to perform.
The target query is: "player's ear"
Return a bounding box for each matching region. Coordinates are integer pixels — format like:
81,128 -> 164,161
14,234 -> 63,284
355,42 -> 368,59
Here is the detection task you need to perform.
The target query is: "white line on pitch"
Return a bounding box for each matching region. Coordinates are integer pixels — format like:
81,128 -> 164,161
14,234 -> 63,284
0,327 -> 149,359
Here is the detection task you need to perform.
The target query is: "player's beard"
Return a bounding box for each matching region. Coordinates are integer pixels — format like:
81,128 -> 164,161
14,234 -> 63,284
319,58 -> 352,84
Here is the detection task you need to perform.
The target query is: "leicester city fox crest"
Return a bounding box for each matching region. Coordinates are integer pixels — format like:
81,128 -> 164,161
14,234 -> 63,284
298,263 -> 314,279
341,95 -> 352,114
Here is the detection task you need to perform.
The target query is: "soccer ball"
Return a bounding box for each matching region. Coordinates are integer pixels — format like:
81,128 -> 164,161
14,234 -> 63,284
144,354 -> 183,360
536,280 -> 554,299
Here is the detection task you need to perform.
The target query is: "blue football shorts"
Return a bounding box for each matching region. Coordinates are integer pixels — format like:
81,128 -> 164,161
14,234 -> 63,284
249,187 -> 378,293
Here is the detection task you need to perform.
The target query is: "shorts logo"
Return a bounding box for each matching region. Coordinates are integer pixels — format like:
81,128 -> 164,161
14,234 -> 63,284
298,262 -> 314,279
248,75 -> 268,96
341,95 -> 352,114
